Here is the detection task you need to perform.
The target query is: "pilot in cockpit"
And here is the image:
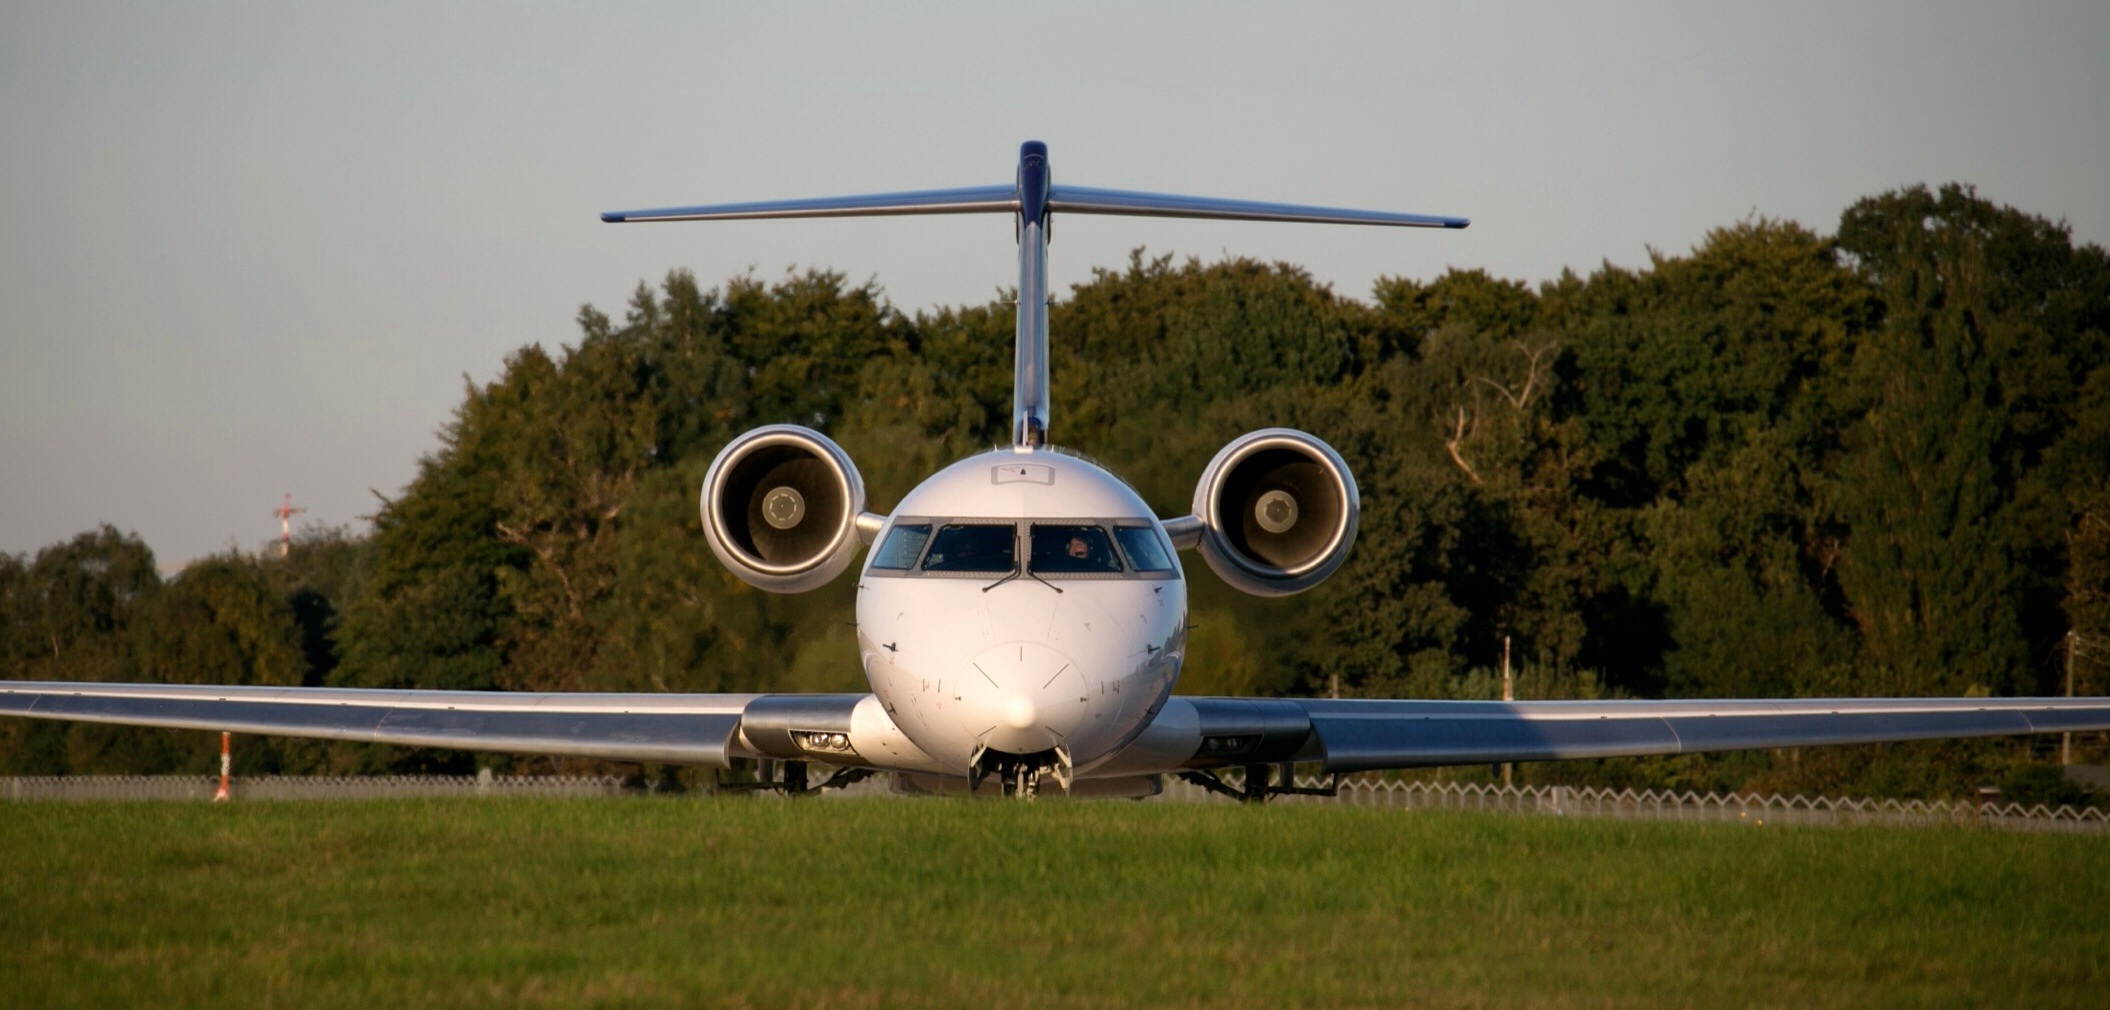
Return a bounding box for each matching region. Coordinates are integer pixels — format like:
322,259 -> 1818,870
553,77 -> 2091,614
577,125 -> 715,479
1033,525 -> 1121,574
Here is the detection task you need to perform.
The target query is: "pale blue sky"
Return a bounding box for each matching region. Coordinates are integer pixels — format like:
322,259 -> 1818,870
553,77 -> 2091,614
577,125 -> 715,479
3,2 -> 2106,565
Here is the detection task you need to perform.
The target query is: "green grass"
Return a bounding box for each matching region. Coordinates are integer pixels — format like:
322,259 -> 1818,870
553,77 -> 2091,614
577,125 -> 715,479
1,798 -> 2103,1009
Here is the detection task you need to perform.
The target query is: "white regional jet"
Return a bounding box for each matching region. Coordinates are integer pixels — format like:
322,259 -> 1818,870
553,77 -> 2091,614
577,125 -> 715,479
7,142 -> 2110,800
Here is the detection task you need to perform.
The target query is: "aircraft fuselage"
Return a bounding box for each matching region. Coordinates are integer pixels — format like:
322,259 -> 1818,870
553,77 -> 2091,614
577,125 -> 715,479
856,448 -> 1187,778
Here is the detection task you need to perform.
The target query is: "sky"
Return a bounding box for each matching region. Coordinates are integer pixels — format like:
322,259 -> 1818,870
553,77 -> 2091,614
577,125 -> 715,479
3,1 -> 2106,568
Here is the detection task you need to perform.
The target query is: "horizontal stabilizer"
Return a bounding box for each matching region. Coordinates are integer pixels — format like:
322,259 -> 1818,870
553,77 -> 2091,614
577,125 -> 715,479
603,184 -> 1466,229
601,186 -> 1019,223
1047,186 -> 1468,228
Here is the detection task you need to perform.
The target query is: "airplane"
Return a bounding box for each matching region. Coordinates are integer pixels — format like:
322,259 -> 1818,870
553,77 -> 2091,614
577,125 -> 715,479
6,141 -> 2109,801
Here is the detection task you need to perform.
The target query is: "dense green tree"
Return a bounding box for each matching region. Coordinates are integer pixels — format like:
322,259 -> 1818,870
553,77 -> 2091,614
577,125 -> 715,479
131,555 -> 303,688
273,525 -> 367,687
1548,222 -> 1874,697
1,530 -> 363,774
7,525 -> 160,683
0,527 -> 161,773
335,456 -> 521,693
1830,185 -> 2110,695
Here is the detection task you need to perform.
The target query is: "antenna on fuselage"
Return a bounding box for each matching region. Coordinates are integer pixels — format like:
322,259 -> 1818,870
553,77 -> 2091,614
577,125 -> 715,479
600,142 -> 1469,449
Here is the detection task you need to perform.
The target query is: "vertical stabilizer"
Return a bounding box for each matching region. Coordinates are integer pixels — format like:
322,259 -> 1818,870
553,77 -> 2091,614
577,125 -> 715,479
1013,141 -> 1051,449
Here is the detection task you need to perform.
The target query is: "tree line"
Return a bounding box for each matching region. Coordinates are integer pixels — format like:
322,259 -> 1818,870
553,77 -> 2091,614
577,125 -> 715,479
5,183 -> 2107,801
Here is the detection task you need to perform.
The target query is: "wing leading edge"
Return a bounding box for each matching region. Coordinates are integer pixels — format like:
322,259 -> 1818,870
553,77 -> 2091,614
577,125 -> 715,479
1177,696 -> 2110,773
0,681 -> 762,767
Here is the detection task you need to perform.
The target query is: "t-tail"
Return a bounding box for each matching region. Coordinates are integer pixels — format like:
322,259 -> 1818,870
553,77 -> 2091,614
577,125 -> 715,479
601,141 -> 1470,450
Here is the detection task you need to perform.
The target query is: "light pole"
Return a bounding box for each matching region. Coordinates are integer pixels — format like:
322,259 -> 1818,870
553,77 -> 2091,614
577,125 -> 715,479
273,493 -> 306,559
1502,635 -> 1514,789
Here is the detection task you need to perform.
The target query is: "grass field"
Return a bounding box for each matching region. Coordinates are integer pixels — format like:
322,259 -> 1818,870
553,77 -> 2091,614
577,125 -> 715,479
1,798 -> 2104,1009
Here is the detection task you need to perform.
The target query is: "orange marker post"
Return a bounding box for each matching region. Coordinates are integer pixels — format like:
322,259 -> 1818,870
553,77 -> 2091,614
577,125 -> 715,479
213,731 -> 231,803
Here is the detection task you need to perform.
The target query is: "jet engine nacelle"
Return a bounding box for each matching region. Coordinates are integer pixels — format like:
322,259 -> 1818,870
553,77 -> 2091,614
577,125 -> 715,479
1188,428 -> 1360,597
700,424 -> 868,593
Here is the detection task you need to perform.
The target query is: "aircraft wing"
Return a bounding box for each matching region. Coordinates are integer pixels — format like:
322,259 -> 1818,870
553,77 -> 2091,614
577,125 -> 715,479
1183,696 -> 2110,773
0,681 -> 768,766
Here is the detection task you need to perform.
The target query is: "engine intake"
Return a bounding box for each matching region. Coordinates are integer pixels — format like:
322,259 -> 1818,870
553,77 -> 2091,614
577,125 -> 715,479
701,425 -> 867,593
1189,428 -> 1359,596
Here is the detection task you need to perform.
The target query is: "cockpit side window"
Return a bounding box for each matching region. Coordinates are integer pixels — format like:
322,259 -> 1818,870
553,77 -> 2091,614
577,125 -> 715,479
922,524 -> 1017,573
1030,524 -> 1123,575
1114,525 -> 1175,573
871,523 -> 932,570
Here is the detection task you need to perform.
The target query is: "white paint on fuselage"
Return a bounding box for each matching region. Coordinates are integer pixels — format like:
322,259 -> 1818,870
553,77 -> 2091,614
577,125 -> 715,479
855,448 -> 1187,775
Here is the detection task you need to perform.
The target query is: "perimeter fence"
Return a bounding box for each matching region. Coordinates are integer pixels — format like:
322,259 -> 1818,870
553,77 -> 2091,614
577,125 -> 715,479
1160,772 -> 2110,834
5,772 -> 2104,833
1,773 -> 624,802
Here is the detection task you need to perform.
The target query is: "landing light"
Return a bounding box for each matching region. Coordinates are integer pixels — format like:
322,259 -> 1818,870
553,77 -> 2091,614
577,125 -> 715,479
1201,734 -> 1260,756
797,730 -> 853,753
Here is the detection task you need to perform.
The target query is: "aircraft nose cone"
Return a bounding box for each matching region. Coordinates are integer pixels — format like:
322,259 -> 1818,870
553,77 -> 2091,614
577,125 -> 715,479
961,641 -> 1087,755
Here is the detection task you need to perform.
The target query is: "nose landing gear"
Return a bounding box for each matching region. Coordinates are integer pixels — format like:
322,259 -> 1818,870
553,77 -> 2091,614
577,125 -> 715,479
968,745 -> 1073,799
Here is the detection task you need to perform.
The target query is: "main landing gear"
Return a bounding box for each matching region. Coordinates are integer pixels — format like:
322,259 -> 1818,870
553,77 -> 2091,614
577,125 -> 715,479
715,759 -> 876,796
1178,763 -> 1340,804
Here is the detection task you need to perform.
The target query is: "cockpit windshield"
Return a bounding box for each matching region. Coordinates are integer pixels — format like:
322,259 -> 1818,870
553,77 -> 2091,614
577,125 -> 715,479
921,524 -> 1017,573
871,523 -> 932,570
1030,524 -> 1123,575
866,517 -> 1177,580
1114,526 -> 1175,572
